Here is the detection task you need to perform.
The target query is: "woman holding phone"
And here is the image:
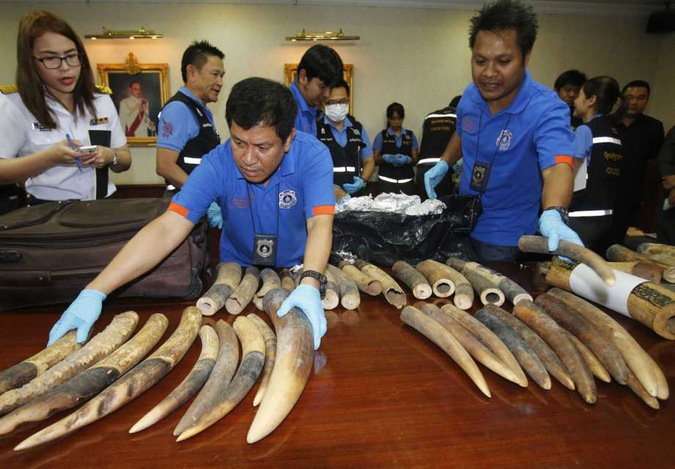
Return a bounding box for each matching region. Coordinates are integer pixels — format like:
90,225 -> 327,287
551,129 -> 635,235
0,10 -> 130,204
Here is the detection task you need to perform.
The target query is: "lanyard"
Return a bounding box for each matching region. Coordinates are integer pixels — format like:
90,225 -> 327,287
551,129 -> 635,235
246,182 -> 280,266
474,110 -> 513,166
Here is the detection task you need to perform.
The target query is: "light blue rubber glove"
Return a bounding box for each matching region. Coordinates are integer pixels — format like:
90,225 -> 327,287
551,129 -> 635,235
452,158 -> 463,174
277,284 -> 327,350
382,154 -> 398,165
424,160 -> 449,199
207,201 -> 223,229
538,209 -> 584,252
343,176 -> 365,194
48,289 -> 107,346
392,154 -> 411,166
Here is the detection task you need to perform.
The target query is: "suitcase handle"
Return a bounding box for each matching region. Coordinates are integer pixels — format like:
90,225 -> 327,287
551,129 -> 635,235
0,249 -> 22,263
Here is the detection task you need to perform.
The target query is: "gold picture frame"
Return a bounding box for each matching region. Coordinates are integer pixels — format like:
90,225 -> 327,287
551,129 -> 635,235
284,63 -> 354,115
97,52 -> 170,146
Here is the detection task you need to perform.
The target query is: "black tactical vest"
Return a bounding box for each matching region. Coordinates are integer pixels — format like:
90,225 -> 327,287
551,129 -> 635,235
378,129 -> 415,182
418,107 -> 457,167
317,119 -> 365,187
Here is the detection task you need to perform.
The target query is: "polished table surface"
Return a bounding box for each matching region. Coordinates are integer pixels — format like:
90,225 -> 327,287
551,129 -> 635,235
0,263 -> 673,468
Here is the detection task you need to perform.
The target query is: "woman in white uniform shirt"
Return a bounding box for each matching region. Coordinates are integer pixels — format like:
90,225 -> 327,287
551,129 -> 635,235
0,10 -> 131,203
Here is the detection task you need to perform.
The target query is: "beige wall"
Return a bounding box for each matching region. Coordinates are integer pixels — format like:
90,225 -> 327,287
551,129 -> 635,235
0,2 -> 670,184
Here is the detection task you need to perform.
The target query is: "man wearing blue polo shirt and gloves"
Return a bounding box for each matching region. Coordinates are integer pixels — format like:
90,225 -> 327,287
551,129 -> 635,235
425,0 -> 582,261
48,78 -> 335,351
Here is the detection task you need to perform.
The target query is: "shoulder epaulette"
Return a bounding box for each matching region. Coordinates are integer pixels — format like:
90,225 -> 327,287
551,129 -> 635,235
95,84 -> 112,95
0,84 -> 18,94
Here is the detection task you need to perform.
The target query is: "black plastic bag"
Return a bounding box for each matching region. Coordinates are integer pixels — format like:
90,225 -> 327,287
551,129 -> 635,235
331,195 -> 482,266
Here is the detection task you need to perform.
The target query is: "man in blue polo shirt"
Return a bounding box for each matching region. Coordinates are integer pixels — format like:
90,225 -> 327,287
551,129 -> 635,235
424,0 -> 582,261
48,78 -> 335,351
290,44 -> 344,135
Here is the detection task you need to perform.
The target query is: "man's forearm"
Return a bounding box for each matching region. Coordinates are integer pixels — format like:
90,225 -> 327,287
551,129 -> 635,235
360,157 -> 375,182
541,163 -> 574,209
301,214 -> 333,288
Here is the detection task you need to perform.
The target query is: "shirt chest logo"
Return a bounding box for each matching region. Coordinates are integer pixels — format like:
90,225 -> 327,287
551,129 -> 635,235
90,117 -> 109,126
496,129 -> 513,151
279,190 -> 297,209
32,122 -> 52,131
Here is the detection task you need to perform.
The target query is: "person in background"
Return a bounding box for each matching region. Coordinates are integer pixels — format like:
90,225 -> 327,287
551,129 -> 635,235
657,126 -> 675,244
0,10 -> 131,204
424,0 -> 582,261
554,69 -> 587,129
569,76 -> 623,254
155,41 -> 225,227
610,80 -> 664,242
373,102 -> 419,195
289,44 -> 344,135
317,79 -> 374,197
416,96 -> 461,200
118,80 -> 156,137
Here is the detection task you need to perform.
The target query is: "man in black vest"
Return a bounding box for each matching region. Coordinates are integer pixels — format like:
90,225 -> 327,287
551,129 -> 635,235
316,79 -> 374,197
156,41 -> 225,225
415,96 -> 460,200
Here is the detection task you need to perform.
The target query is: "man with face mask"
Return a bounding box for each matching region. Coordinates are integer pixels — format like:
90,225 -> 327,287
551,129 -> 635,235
317,79 -> 374,196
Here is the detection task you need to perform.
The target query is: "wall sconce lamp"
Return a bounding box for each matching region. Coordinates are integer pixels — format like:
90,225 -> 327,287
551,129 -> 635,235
285,29 -> 360,41
85,27 -> 163,40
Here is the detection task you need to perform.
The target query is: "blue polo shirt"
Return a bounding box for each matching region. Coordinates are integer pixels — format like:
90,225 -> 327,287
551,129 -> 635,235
456,69 -> 575,246
157,87 -> 216,152
322,116 -> 374,160
169,131 -> 335,267
290,82 -> 318,135
372,127 -> 419,152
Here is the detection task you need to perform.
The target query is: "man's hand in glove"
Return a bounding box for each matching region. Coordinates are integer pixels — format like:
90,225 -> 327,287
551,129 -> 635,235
48,289 -> 107,346
276,284 -> 326,350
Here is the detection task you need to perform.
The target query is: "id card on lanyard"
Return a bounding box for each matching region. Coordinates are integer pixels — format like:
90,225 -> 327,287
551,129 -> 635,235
247,184 -> 279,267
469,112 -> 512,193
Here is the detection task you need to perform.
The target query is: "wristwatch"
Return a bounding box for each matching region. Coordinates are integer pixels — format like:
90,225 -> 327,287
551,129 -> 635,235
299,270 -> 327,296
544,206 -> 569,225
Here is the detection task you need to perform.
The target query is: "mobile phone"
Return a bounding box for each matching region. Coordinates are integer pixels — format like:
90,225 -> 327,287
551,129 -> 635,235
77,145 -> 98,152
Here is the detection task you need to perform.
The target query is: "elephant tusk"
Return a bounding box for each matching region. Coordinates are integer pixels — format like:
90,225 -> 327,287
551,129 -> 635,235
354,259 -> 406,309
247,314 -> 277,407
226,266 -> 261,315
326,264 -> 361,310
339,260 -> 382,296
197,262 -> 242,316
392,261 -> 432,300
253,268 -> 282,311
446,258 -> 532,306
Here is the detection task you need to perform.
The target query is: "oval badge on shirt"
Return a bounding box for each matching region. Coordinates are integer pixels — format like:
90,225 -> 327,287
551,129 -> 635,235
496,129 -> 513,151
279,190 -> 297,209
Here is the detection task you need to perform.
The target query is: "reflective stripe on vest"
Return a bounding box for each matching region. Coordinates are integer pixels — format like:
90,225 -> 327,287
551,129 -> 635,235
418,158 -> 441,165
569,209 -> 613,217
379,175 -> 413,184
334,166 -> 357,173
184,157 -> 201,165
592,137 -> 622,145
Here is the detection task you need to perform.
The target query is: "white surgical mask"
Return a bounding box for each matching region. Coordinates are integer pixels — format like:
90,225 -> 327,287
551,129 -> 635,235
325,103 -> 349,123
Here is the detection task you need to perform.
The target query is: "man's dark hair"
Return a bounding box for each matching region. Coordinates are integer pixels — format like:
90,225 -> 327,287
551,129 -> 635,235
469,0 -> 538,59
386,102 -> 405,120
226,77 -> 297,141
622,80 -> 651,97
332,78 -> 350,96
449,95 -> 462,108
582,76 -> 620,115
554,70 -> 587,90
181,40 -> 224,83
297,44 -> 344,87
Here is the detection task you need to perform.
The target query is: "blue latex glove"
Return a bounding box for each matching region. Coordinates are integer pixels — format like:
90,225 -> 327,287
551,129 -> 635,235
48,289 -> 107,346
382,154 -> 398,165
452,158 -> 463,174
277,284 -> 327,350
343,176 -> 365,194
207,201 -> 223,229
424,160 -> 449,199
392,154 -> 411,167
538,209 -> 584,252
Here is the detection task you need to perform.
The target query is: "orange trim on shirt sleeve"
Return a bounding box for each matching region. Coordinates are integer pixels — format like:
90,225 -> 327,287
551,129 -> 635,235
312,205 -> 335,217
555,155 -> 574,169
168,202 -> 189,218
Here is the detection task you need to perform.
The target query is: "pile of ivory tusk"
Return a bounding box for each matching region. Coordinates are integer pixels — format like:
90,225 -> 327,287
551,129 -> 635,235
2,286 -> 315,450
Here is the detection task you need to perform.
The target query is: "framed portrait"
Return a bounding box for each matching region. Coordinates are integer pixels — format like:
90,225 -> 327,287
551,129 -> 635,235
284,63 -> 354,115
97,53 -> 170,146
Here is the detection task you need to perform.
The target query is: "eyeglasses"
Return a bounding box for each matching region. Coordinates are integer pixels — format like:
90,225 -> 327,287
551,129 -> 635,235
325,99 -> 350,106
33,53 -> 82,69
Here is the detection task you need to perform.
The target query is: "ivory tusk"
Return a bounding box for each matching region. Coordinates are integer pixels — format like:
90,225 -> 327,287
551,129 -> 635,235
129,324 -> 219,434
535,294 -> 629,384
607,244 -> 673,283
247,314 -> 277,407
0,314 -> 168,437
15,307 -> 201,451
401,306 -> 490,397
392,261 -> 432,300
226,266 -> 261,315
322,269 -> 341,311
512,300 -> 596,403
609,261 -> 662,283
0,312 -> 139,417
177,316 -> 265,442
440,303 -> 528,387
462,269 -> 505,307
518,235 -> 615,286
446,258 -> 532,305
173,320 -> 239,437
0,331 -> 80,396
247,288 -> 313,444
253,268 -> 282,311
474,308 -> 551,390
482,304 -> 574,391
354,259 -> 406,309
326,264 -> 361,310
563,331 -> 611,383
339,260 -> 382,296
637,242 -> 675,258
419,303 -> 519,385
416,259 -> 456,299
547,287 -> 666,400
279,268 -> 296,292
197,262 -> 242,316
626,369 -> 660,409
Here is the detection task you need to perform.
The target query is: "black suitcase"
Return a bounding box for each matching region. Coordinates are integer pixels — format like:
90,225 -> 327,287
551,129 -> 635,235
0,198 -> 210,311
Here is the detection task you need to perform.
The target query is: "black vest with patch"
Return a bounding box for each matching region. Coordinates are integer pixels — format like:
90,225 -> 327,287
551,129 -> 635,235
378,129 -> 414,181
418,107 -> 457,166
317,119 -> 365,187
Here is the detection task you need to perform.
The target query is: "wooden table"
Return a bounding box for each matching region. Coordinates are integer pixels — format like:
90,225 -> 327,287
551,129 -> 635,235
0,263 -> 673,468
